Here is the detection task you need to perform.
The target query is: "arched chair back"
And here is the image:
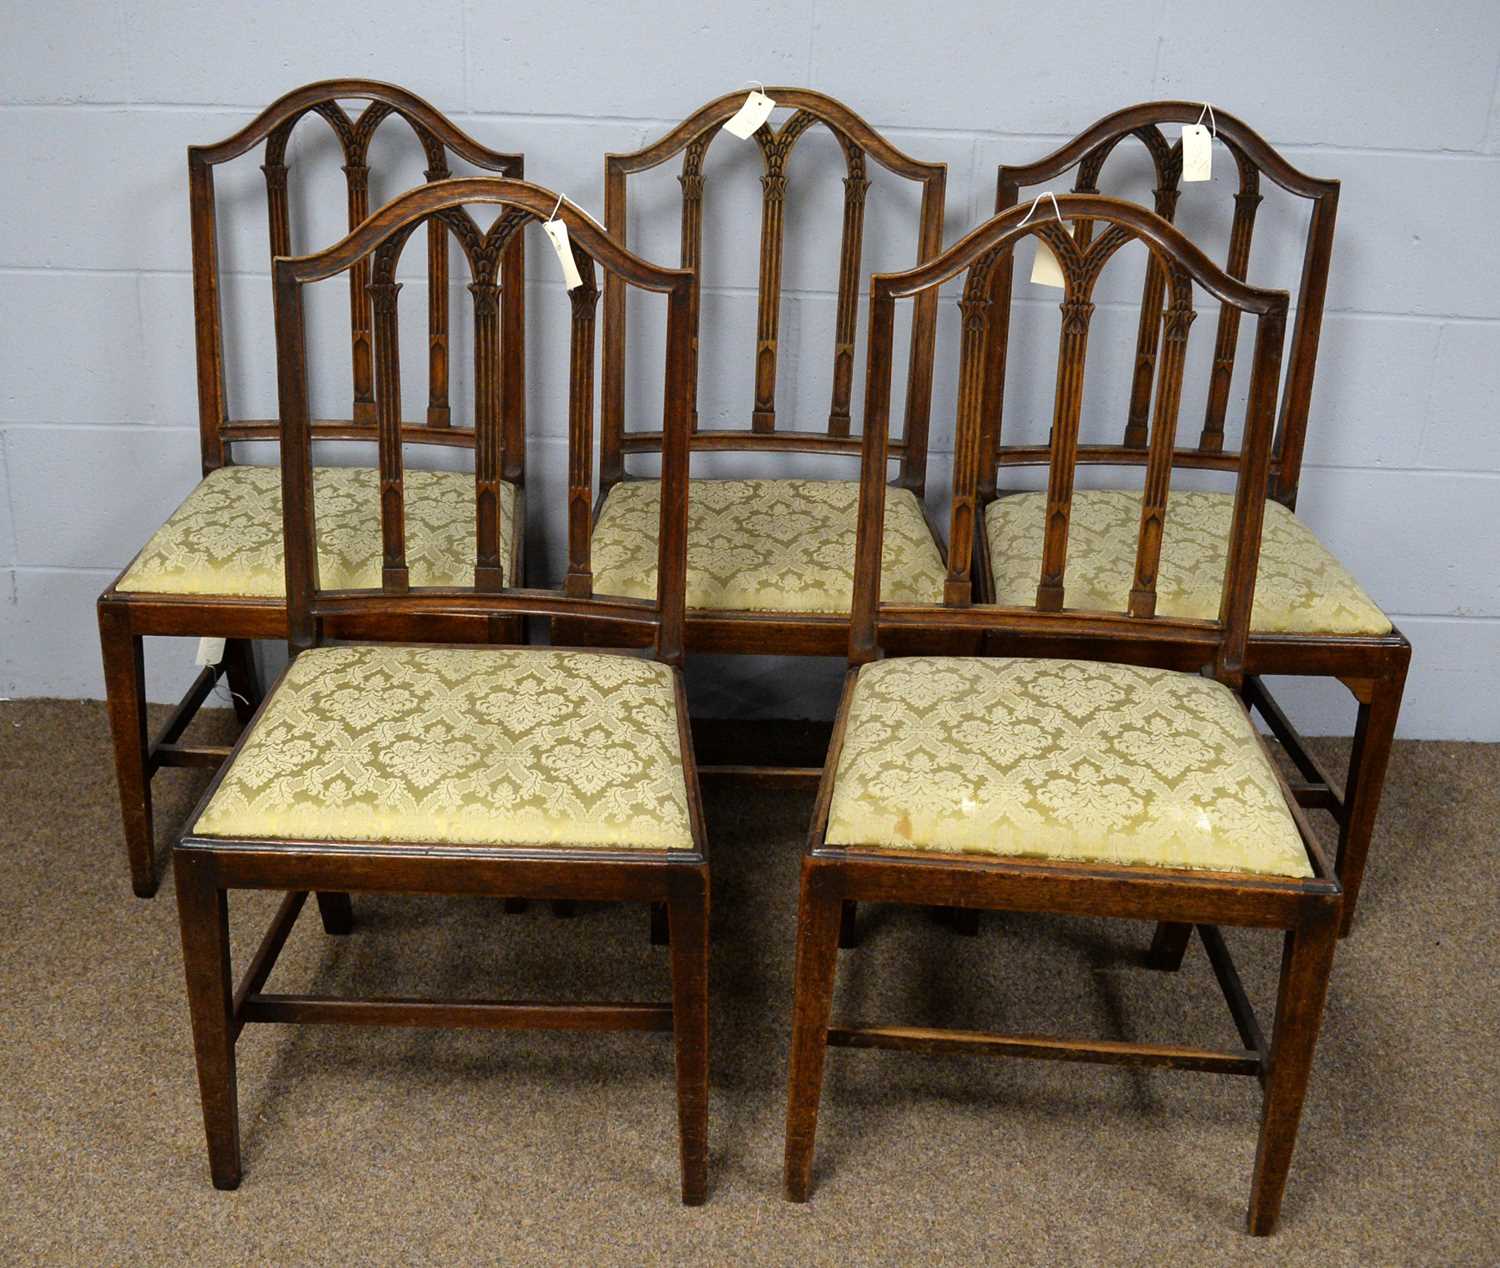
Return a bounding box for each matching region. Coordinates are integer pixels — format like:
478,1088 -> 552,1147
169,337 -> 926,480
273,178 -> 694,662
986,102 -> 1335,508
192,79 -> 525,476
853,194 -> 1290,685
601,88 -> 946,494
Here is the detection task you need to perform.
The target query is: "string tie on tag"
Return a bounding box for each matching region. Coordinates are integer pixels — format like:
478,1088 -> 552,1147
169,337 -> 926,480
1018,191 -> 1064,228
540,191 -> 583,291
1195,102 -> 1217,138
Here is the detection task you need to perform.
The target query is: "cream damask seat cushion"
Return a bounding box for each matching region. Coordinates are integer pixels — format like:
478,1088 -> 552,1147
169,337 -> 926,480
590,478 -> 946,613
984,489 -> 1390,636
825,656 -> 1310,877
118,465 -> 517,597
193,646 -> 693,849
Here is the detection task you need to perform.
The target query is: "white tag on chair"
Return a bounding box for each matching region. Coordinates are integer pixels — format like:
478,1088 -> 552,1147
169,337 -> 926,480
1030,224 -> 1073,288
541,195 -> 583,291
1020,191 -> 1071,288
195,637 -> 225,667
724,87 -> 776,139
1181,104 -> 1215,181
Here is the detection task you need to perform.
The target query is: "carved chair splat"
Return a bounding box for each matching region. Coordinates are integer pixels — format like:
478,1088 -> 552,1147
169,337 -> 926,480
557,89 -> 954,706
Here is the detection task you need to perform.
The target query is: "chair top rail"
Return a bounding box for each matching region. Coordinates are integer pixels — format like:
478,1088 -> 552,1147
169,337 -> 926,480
189,77 -> 522,173
998,100 -> 1337,201
607,87 -> 945,182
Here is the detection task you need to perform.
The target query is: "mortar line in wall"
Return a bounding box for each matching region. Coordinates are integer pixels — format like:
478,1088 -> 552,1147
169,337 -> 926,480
460,0 -> 471,114
5,100 -> 1500,162
0,430 -> 12,563
1297,463 -> 1499,480
1484,48 -> 1500,153
3,265 -> 1496,327
1147,14 -> 1166,92
805,0 -> 820,82
0,422 -> 200,434
1411,324 -> 1449,466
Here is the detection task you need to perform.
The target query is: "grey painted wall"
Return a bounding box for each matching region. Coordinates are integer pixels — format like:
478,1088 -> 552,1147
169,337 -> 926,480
1,0 -> 1497,739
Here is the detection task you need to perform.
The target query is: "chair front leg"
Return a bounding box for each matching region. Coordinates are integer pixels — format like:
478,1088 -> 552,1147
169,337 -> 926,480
668,872 -> 710,1205
173,851 -> 242,1190
1336,667 -> 1407,937
1247,907 -> 1339,1235
98,602 -> 156,897
783,863 -> 844,1202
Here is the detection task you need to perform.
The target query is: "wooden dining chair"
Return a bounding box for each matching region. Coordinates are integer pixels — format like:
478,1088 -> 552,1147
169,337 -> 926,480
97,80 -> 526,897
980,102 -> 1408,935
554,89 -> 951,671
173,178 -> 709,1202
783,196 -> 1342,1235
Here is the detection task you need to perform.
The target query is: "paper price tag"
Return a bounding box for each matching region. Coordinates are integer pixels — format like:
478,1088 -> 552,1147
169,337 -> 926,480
1181,123 -> 1212,181
724,89 -> 776,139
542,217 -> 583,290
1029,223 -> 1074,288
195,637 -> 226,667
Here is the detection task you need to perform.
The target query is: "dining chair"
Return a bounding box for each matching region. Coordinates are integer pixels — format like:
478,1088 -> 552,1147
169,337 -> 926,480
173,178 -> 709,1202
554,89 -> 953,690
980,102 -> 1408,935
97,80 -> 526,897
783,195 -> 1342,1235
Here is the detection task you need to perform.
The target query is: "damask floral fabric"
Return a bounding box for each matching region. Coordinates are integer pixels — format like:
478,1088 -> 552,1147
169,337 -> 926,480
984,490 -> 1390,636
118,465 -> 517,597
589,478 -> 947,613
193,646 -> 694,850
825,656 -> 1310,877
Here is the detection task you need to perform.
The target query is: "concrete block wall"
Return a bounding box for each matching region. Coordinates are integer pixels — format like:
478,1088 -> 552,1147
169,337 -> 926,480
2,0 -> 1497,738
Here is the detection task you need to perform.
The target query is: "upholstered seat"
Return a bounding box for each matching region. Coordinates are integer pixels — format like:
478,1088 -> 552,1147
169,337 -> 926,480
984,489 -> 1390,636
590,478 -> 946,613
825,656 -> 1310,877
193,646 -> 694,850
118,465 -> 518,597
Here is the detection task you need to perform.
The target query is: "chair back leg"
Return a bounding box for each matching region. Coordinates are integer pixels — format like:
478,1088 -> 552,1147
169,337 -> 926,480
315,891 -> 355,936
220,638 -> 262,724
1337,669 -> 1407,936
1146,920 -> 1193,971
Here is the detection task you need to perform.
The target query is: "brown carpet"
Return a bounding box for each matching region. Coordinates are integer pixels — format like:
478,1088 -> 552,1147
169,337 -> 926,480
1,699 -> 1496,1265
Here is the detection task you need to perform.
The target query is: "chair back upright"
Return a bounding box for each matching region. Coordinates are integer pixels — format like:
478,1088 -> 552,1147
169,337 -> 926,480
190,79 -> 526,478
852,195 -> 1290,687
988,102 -> 1337,508
272,178 -> 695,664
602,88 -> 946,494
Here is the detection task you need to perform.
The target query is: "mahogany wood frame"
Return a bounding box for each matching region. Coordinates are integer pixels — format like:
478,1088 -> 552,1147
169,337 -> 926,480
97,81 -> 526,897
980,102 -> 1408,935
175,177 -> 712,1202
556,89 -> 950,665
783,197 -> 1343,1234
